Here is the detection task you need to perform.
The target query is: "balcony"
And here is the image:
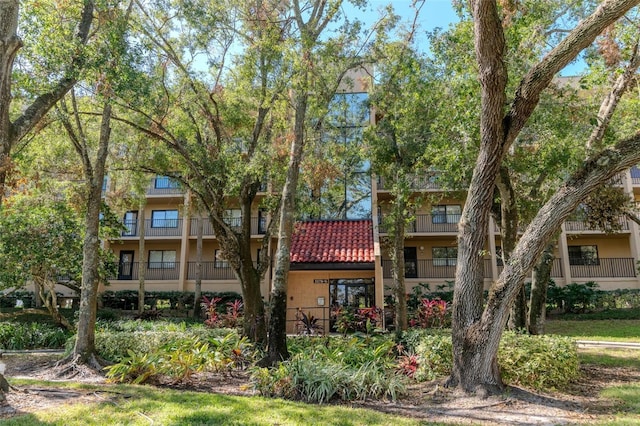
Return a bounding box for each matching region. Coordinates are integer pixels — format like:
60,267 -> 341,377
568,257 -> 636,278
497,258 -> 564,278
564,216 -> 629,233
120,218 -> 184,237
146,176 -> 184,196
187,262 -> 237,280
382,259 -> 493,279
377,173 -> 441,191
113,262 -> 180,280
379,214 -> 460,234
189,216 -> 267,236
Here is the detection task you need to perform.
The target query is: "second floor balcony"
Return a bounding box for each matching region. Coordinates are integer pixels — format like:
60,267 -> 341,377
378,214 -> 460,234
121,218 -> 184,238
189,216 -> 267,236
377,173 -> 441,191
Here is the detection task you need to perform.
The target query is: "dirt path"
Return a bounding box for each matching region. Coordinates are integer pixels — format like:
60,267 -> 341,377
0,352 -> 638,425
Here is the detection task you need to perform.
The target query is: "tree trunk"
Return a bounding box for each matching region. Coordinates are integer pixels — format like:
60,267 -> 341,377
71,102 -> 111,366
137,204 -> 146,314
37,277 -> 74,331
193,216 -> 203,319
262,92 -> 308,366
528,242 -> 554,335
0,0 -> 21,207
391,204 -> 407,333
450,0 -> 639,395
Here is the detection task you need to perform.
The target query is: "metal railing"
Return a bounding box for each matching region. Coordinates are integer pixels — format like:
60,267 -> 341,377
379,214 -> 460,234
564,216 -> 629,232
186,262 -> 237,280
113,261 -> 180,280
377,173 -> 441,191
569,257 -> 636,278
382,259 -> 493,279
189,216 -> 266,236
286,306 -> 331,335
497,258 -> 564,278
120,218 -> 184,237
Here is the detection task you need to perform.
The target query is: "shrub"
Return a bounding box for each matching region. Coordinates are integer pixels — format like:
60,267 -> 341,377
333,306 -> 382,335
202,296 -> 244,328
252,335 -> 405,403
499,332 -> 579,390
400,329 -> 580,390
410,298 -> 450,328
105,331 -> 254,384
0,323 -> 71,350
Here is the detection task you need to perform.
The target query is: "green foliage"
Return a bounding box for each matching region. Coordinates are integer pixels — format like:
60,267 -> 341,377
104,329 -> 253,384
333,307 -> 382,335
253,335 -> 404,403
400,329 -> 580,390
0,323 -> 71,350
499,332 -> 579,391
547,281 -> 602,313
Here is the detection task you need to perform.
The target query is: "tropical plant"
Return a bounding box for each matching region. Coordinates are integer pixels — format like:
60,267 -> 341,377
296,310 -> 323,335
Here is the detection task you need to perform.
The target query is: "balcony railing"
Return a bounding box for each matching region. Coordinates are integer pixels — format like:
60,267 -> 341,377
377,173 -> 441,191
382,259 -> 493,279
632,166 -> 640,185
564,216 -> 629,233
379,214 -> 460,234
569,257 -> 636,278
189,217 -> 267,236
113,262 -> 180,281
120,219 -> 184,237
146,177 -> 184,196
187,262 -> 237,280
497,258 -> 564,278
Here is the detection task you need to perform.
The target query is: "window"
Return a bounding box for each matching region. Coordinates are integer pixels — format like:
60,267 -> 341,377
568,245 -> 599,265
149,250 -> 176,269
433,247 -> 457,266
123,211 -> 138,236
214,249 -> 229,268
154,175 -> 180,189
258,210 -> 267,234
151,210 -> 178,228
431,205 -> 461,224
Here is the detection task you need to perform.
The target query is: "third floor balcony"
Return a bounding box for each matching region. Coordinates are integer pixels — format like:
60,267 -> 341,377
378,213 -> 460,234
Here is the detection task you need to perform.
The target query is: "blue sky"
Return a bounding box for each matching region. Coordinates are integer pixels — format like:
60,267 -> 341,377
356,0 -> 584,76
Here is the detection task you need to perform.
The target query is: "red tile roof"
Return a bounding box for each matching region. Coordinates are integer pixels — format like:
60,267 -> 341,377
290,219 -> 374,264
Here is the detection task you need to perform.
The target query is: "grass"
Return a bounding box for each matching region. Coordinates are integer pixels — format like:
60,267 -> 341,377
597,384 -> 640,425
579,348 -> 640,369
545,319 -> 640,342
1,380 -> 439,426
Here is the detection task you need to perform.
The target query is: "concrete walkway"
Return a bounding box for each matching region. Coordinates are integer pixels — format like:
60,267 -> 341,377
577,340 -> 640,349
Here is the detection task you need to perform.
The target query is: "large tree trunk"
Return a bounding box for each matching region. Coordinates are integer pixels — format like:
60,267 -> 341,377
70,102 -> 111,368
0,0 -> 21,207
391,203 -> 408,333
262,95 -> 307,366
528,242 -> 555,335
449,0 -> 639,395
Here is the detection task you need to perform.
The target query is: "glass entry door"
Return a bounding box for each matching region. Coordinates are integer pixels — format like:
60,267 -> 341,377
330,278 -> 375,308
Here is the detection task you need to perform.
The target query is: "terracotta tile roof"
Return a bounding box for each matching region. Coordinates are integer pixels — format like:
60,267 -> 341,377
290,219 -> 374,264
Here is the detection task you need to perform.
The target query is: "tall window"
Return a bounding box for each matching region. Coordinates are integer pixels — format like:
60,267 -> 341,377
568,245 -> 599,265
404,247 -> 418,278
433,247 -> 457,266
149,250 -> 176,269
151,210 -> 178,228
431,205 -> 461,224
122,211 -> 138,236
154,175 -> 180,189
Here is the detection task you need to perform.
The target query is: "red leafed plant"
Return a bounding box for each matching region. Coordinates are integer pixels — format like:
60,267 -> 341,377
415,298 -> 449,328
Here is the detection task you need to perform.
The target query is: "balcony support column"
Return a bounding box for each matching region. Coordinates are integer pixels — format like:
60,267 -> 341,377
558,224 -> 572,285
178,192 -> 191,292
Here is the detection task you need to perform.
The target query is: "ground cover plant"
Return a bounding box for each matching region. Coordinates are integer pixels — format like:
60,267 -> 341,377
545,319 -> 640,341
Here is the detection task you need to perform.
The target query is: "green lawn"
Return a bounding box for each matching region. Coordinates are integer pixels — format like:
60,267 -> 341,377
0,380 -> 440,426
545,319 -> 640,342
